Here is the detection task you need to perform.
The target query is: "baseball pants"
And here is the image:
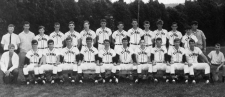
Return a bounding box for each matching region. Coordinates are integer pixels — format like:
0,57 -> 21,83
100,64 -> 119,73
78,63 -> 100,73
152,63 -> 170,73
118,64 -> 137,71
57,63 -> 78,72
129,44 -> 139,51
23,64 -> 39,75
170,63 -> 189,74
137,64 -> 152,73
189,63 -> 210,75
39,64 -> 58,74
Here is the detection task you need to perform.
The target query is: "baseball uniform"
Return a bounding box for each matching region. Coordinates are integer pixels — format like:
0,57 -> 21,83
49,31 -> 65,52
99,48 -> 117,73
78,46 -> 100,73
143,29 -> 154,50
112,30 -> 127,51
117,47 -> 136,70
96,27 -> 112,50
153,29 -> 168,49
80,30 -> 96,49
34,34 -> 49,52
181,34 -> 198,49
167,30 -> 182,50
135,47 -> 152,73
127,28 -> 144,51
64,31 -> 81,47
185,47 -> 210,75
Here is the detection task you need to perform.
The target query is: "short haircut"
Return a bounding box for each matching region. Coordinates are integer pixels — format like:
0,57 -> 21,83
8,24 -> 15,28
132,19 -> 138,22
86,37 -> 92,41
100,19 -> 107,23
172,22 -> 177,26
69,21 -> 74,25
54,22 -> 60,26
189,39 -> 195,43
156,38 -> 162,41
38,26 -> 45,30
156,19 -> 164,25
215,43 -> 220,47
32,40 -> 38,45
122,38 -> 128,42
48,39 -> 54,44
117,22 -> 124,26
174,38 -> 180,43
104,39 -> 110,43
66,36 -> 72,41
191,21 -> 198,25
84,20 -> 89,24
184,25 -> 191,30
144,21 -> 150,25
23,21 -> 30,26
8,44 -> 15,49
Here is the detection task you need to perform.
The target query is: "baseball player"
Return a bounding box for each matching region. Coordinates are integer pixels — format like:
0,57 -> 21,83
143,21 -> 154,50
168,38 -> 189,83
78,37 -> 100,83
64,21 -> 81,48
23,40 -> 44,85
112,22 -> 127,51
135,39 -> 152,83
34,26 -> 49,52
98,39 -> 118,83
208,43 -> 225,82
38,39 -> 60,84
181,25 -> 198,49
57,37 -> 80,83
49,22 -> 65,52
80,20 -> 96,49
167,22 -> 182,50
96,19 -> 112,50
151,38 -> 170,83
116,38 -> 137,82
127,19 -> 144,51
153,20 -> 168,50
185,39 -> 211,84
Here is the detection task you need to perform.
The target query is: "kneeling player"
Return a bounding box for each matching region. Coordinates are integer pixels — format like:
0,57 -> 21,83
38,39 -> 59,84
78,37 -> 101,83
23,40 -> 43,85
135,39 -> 152,83
57,37 -> 80,83
168,38 -> 189,83
185,39 -> 211,84
151,38 -> 170,82
99,39 -> 119,83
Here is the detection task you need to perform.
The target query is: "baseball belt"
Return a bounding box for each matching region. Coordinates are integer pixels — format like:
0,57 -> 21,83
54,47 -> 62,49
130,43 -> 139,45
115,44 -> 122,45
98,43 -> 104,45
121,62 -> 131,64
38,47 -> 47,49
84,61 -> 95,63
46,63 -> 56,65
30,62 -> 38,64
64,62 -> 75,64
102,62 -> 113,64
140,62 -> 148,64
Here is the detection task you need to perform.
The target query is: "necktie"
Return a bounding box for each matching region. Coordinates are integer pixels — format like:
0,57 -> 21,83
9,33 -> 11,44
8,53 -> 13,70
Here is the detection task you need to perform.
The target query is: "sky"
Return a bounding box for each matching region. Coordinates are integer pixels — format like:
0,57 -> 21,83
111,0 -> 185,4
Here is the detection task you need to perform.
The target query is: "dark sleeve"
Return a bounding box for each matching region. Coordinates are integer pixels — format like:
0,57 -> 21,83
167,54 -> 171,62
164,54 -> 168,62
98,56 -> 102,63
80,54 -> 84,61
182,55 -> 187,63
38,58 -> 42,64
76,54 -> 80,62
95,54 -> 100,62
24,57 -> 30,65
59,55 -> 64,63
131,54 -> 137,63
113,54 -> 119,63
141,36 -> 144,40
150,53 -> 154,61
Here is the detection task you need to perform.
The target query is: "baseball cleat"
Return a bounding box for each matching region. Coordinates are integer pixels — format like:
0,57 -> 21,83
172,79 -> 176,83
135,79 -> 139,83
95,80 -> 98,83
26,81 -> 30,85
71,80 -> 75,83
79,80 -> 83,83
115,78 -> 119,83
192,80 -> 196,84
154,78 -> 158,82
51,80 -> 55,84
185,80 -> 188,84
34,81 -> 38,84
42,80 -> 46,84
205,80 -> 210,84
166,79 -> 169,83
102,79 -> 106,83
60,79 -> 64,83
109,79 -> 112,83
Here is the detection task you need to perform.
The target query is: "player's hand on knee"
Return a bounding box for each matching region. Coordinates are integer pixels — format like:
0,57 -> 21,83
166,62 -> 171,66
113,63 -> 117,66
170,61 -> 174,64
24,65 -> 28,68
148,61 -> 152,64
188,63 -> 192,67
152,62 -> 156,66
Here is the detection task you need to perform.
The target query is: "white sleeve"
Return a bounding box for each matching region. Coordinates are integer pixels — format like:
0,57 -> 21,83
108,28 -> 112,36
1,35 -> 5,44
112,31 -> 116,39
197,47 -> 203,55
207,51 -> 212,59
98,50 -> 103,58
0,53 -> 7,73
96,29 -> 100,36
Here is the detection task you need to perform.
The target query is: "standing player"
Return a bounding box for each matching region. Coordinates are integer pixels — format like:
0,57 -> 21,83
151,38 -> 170,82
99,39 -> 118,83
167,22 -> 182,50
38,39 -> 60,84
96,19 -> 112,50
135,39 -> 152,83
168,38 -> 189,83
23,40 -> 43,85
185,39 -> 211,84
143,21 -> 154,50
57,37 -> 80,83
181,25 -> 198,49
112,22 -> 127,51
208,43 -> 225,82
153,20 -> 168,49
80,20 -> 96,49
34,26 -> 49,52
78,37 -> 100,83
127,19 -> 144,51
49,22 -> 65,52
64,21 -> 81,48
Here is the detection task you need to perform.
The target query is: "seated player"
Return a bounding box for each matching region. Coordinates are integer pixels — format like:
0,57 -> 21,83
23,40 -> 44,85
99,39 -> 118,83
151,38 -> 170,83
185,39 -> 211,84
135,39 -> 152,83
117,38 -> 137,82
168,38 -> 189,83
208,43 -> 225,82
78,37 -> 100,83
0,44 -> 19,84
38,39 -> 60,84
57,37 -> 80,84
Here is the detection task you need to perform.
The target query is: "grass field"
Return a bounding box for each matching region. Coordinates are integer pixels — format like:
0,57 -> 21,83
0,47 -> 224,97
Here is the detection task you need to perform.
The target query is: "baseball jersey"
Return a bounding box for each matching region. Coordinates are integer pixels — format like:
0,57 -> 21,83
1,33 -> 20,50
135,47 -> 151,63
153,29 -> 168,45
34,34 -> 49,49
80,46 -> 98,61
143,30 -> 154,45
185,47 -> 202,63
168,46 -> 186,63
208,51 -> 225,64
98,48 -> 116,63
43,48 -> 60,63
112,30 -> 127,45
167,30 -> 182,45
49,31 -> 65,48
80,29 -> 96,45
26,49 -> 43,64
127,28 -> 144,44
151,47 -> 167,62
96,27 -> 112,43
65,31 -> 81,46
62,47 -> 80,63
181,34 -> 198,49
117,47 -> 134,63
